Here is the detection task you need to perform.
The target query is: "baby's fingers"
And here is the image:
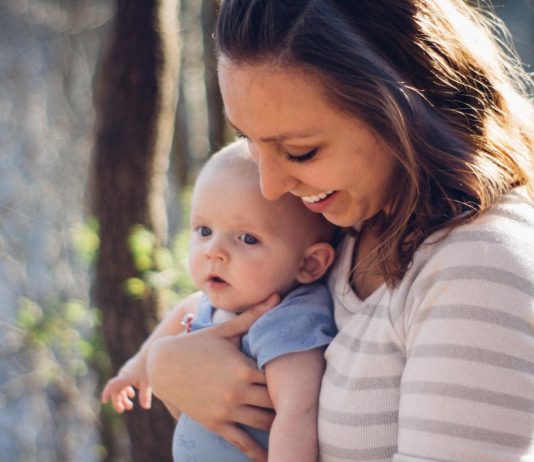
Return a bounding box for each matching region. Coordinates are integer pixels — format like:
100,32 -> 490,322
101,380 -> 120,403
101,377 -> 131,402
122,387 -> 135,410
110,387 -> 135,413
101,386 -> 111,404
138,383 -> 153,410
126,386 -> 135,399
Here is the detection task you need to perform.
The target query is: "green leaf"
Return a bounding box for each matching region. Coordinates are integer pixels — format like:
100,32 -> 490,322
17,298 -> 44,329
128,225 -> 156,257
123,277 -> 147,298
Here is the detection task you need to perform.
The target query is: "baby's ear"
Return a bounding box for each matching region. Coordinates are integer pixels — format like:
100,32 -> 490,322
296,242 -> 335,284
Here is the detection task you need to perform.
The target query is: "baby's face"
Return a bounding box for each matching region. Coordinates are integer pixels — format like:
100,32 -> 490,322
188,171 -> 315,312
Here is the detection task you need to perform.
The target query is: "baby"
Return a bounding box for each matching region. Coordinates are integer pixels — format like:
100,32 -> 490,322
102,139 -> 338,461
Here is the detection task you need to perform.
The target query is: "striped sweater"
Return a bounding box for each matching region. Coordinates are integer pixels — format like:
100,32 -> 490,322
318,188 -> 534,462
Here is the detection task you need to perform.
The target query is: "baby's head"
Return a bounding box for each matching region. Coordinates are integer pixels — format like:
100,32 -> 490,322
189,140 -> 337,312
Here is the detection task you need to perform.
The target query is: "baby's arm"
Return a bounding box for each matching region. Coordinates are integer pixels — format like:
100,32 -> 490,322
101,291 -> 203,413
264,348 -> 325,462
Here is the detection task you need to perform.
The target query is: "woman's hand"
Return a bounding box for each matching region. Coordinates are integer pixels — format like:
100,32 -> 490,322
146,294 -> 279,462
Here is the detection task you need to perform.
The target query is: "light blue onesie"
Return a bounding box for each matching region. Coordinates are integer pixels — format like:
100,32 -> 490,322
172,282 -> 336,462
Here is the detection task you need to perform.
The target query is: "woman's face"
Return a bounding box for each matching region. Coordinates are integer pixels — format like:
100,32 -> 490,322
218,59 -> 398,228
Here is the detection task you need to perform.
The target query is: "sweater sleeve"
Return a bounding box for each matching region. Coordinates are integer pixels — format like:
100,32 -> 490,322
396,206 -> 534,461
242,283 -> 336,370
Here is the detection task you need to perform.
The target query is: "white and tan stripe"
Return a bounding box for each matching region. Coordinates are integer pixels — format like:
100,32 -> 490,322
319,188 -> 534,462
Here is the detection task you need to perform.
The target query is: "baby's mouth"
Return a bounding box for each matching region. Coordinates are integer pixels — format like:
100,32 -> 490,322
208,275 -> 227,284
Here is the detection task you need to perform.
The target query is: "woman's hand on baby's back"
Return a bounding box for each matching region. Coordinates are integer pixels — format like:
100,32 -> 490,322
146,294 -> 280,462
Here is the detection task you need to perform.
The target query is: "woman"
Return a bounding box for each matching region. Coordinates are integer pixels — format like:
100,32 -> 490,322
147,1 -> 534,461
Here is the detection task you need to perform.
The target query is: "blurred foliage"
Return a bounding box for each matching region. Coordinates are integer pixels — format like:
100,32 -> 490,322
71,218 -> 100,266
15,186 -> 196,390
17,296 -> 102,383
124,187 -> 196,307
12,187 -> 196,460
15,218 -> 107,392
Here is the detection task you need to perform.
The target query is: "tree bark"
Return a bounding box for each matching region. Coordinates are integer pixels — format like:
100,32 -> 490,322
92,0 -> 180,460
172,60 -> 191,188
202,0 -> 227,153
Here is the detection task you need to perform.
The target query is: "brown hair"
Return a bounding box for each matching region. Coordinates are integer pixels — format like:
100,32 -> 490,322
216,0 -> 534,285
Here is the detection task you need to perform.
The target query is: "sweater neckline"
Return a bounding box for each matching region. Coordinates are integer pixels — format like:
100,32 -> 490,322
331,234 -> 387,311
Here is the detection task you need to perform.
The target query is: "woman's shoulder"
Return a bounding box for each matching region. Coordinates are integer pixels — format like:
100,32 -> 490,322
416,187 -> 534,271
397,188 -> 533,342
397,188 -> 534,316
463,187 -> 534,235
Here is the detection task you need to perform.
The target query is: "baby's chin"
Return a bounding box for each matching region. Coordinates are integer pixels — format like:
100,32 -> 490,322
211,296 -> 272,314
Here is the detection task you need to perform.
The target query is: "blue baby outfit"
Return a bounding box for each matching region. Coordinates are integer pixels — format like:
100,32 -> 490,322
172,282 -> 336,462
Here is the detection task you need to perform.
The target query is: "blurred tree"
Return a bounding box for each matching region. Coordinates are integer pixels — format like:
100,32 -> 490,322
171,0 -> 194,189
202,0 -> 226,153
92,0 -> 180,460
171,0 -> 228,191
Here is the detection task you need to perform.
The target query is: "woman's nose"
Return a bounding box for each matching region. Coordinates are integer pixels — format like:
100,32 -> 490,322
252,146 -> 298,201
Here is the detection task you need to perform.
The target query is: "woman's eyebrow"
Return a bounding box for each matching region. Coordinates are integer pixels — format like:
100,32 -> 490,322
225,115 -> 317,142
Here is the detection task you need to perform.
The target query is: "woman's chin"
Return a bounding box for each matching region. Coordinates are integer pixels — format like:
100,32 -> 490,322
322,210 -> 363,228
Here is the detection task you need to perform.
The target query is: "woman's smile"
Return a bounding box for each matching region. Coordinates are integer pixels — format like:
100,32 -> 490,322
299,190 -> 339,214
300,190 -> 336,204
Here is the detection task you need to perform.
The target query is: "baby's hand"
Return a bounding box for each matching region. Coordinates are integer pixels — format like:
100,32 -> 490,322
101,354 -> 152,413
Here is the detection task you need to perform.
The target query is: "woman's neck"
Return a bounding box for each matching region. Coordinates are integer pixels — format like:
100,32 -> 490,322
350,225 -> 385,300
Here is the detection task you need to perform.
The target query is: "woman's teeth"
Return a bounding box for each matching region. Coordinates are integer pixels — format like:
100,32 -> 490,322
302,190 -> 335,204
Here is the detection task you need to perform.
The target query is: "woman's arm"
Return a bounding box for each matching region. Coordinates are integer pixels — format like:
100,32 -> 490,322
264,348 -> 325,462
146,294 -> 279,462
396,213 -> 534,461
140,291 -> 203,351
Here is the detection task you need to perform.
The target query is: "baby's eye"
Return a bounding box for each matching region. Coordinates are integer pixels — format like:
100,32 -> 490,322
197,226 -> 212,237
239,233 -> 259,245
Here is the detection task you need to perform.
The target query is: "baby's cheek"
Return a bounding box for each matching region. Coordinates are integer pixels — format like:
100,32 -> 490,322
250,268 -> 292,298
188,253 -> 203,287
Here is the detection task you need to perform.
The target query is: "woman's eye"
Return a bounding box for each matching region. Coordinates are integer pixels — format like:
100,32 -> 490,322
286,148 -> 318,163
197,226 -> 212,237
239,233 -> 259,245
234,130 -> 249,140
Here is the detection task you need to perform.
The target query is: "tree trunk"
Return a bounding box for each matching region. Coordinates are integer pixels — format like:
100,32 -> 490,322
92,0 -> 180,460
172,61 -> 191,188
202,0 -> 227,153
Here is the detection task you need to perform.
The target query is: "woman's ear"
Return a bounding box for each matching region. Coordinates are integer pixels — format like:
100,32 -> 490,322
296,242 -> 335,284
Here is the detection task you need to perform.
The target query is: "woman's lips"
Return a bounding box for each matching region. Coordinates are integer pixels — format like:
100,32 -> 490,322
302,190 -> 335,203
301,190 -> 338,213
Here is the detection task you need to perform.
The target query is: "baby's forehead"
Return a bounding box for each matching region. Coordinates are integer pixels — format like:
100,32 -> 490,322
201,157 -> 258,183
194,151 -> 328,237
240,192 -> 322,238
194,174 -> 307,224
